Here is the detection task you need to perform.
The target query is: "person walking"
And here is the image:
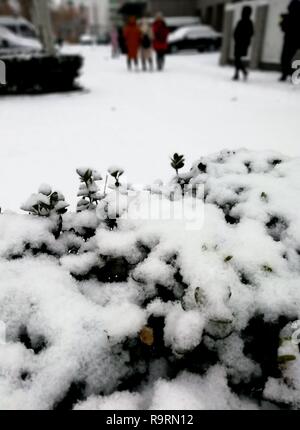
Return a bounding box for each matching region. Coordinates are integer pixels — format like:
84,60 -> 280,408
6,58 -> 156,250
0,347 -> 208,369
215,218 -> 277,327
152,13 -> 169,71
140,19 -> 153,71
279,0 -> 300,81
110,26 -> 120,58
123,16 -> 141,70
233,6 -> 254,81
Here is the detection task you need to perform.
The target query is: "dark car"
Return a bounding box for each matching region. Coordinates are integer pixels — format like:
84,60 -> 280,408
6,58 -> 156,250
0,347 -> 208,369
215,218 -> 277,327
167,25 -> 222,53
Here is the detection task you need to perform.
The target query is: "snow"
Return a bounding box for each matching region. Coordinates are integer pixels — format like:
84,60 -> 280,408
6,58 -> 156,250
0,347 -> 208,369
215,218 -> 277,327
147,366 -> 258,410
1,46 -> 300,410
0,46 -> 299,212
76,366 -> 258,410
0,148 -> 300,409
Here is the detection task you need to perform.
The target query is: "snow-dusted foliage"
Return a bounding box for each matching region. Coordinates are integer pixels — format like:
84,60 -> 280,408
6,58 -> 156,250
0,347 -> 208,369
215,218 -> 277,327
0,149 -> 300,410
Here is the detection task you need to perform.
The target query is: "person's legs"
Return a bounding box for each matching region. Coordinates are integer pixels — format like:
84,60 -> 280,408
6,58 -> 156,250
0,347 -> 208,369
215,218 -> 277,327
233,54 -> 241,80
144,49 -> 153,71
141,50 -> 147,71
240,59 -> 248,80
160,52 -> 166,70
156,51 -> 161,70
280,41 -> 297,81
148,55 -> 153,71
233,51 -> 248,80
127,56 -> 132,70
156,51 -> 165,71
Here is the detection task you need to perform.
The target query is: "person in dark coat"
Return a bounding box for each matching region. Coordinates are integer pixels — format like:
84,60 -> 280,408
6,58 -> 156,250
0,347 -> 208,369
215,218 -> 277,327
279,0 -> 300,81
152,13 -> 169,71
233,6 -> 254,81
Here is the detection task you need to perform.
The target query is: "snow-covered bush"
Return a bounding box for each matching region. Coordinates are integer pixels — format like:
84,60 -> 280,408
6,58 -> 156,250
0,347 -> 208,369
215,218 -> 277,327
21,184 -> 69,240
76,168 -> 103,212
1,149 -> 300,410
0,54 -> 83,95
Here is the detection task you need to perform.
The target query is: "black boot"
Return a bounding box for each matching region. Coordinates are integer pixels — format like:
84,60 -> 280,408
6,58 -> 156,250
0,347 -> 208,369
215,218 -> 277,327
279,74 -> 288,82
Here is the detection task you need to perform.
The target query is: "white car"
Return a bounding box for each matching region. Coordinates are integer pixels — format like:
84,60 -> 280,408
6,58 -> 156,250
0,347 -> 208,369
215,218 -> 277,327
79,34 -> 97,45
167,25 -> 222,53
0,16 -> 42,53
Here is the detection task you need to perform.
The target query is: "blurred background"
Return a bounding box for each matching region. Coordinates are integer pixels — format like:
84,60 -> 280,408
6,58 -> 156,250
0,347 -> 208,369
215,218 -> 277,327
0,0 -> 293,71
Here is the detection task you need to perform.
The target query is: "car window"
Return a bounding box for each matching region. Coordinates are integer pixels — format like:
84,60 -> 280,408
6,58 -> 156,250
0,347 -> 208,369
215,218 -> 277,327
5,24 -> 18,34
19,25 -> 36,38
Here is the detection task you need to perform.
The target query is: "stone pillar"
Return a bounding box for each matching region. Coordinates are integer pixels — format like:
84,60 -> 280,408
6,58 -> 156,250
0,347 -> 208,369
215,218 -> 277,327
32,0 -> 56,55
220,8 -> 234,66
250,4 -> 269,69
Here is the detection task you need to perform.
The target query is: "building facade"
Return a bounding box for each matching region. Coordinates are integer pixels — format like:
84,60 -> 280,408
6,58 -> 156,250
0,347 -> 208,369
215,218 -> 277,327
220,0 -> 291,70
0,0 -> 20,15
58,0 -> 107,37
116,0 -> 199,19
196,0 -> 241,31
147,0 -> 198,16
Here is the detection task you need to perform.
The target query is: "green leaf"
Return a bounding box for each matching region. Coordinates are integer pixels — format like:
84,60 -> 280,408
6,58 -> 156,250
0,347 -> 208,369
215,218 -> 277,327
278,355 -> 296,364
279,336 -> 292,346
262,265 -> 273,273
50,192 -> 59,205
171,153 -> 185,172
261,192 -> 268,201
83,169 -> 92,182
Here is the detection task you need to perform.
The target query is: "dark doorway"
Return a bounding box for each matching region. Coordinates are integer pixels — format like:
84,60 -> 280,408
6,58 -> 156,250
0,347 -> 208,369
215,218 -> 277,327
205,6 -> 213,26
216,4 -> 225,31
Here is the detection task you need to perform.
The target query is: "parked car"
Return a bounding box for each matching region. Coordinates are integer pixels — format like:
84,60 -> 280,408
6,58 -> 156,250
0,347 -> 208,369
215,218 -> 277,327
167,25 -> 222,54
0,25 -> 42,53
0,16 -> 41,54
79,33 -> 110,46
79,34 -> 97,45
0,16 -> 38,39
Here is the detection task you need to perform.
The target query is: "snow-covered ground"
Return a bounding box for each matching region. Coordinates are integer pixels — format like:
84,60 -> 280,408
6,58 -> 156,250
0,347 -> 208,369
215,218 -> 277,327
0,46 -> 299,212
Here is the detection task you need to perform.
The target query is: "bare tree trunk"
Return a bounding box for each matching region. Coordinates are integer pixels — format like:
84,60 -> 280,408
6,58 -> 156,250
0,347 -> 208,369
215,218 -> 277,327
32,0 -> 55,55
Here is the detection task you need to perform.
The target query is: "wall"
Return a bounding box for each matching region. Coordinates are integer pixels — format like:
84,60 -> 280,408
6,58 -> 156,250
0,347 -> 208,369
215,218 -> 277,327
197,0 -> 232,29
261,0 -> 290,64
223,0 -> 291,68
88,0 -> 109,35
148,0 -> 198,16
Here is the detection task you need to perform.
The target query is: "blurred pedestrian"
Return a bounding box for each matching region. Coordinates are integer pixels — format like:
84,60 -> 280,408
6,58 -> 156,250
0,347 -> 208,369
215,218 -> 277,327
140,18 -> 153,71
279,0 -> 300,81
118,27 -> 127,55
152,13 -> 169,71
233,6 -> 254,81
110,26 -> 120,58
123,16 -> 141,71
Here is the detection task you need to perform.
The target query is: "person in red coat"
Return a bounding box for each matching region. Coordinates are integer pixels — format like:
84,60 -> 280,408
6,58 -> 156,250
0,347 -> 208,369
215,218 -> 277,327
152,13 -> 169,71
123,16 -> 141,70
